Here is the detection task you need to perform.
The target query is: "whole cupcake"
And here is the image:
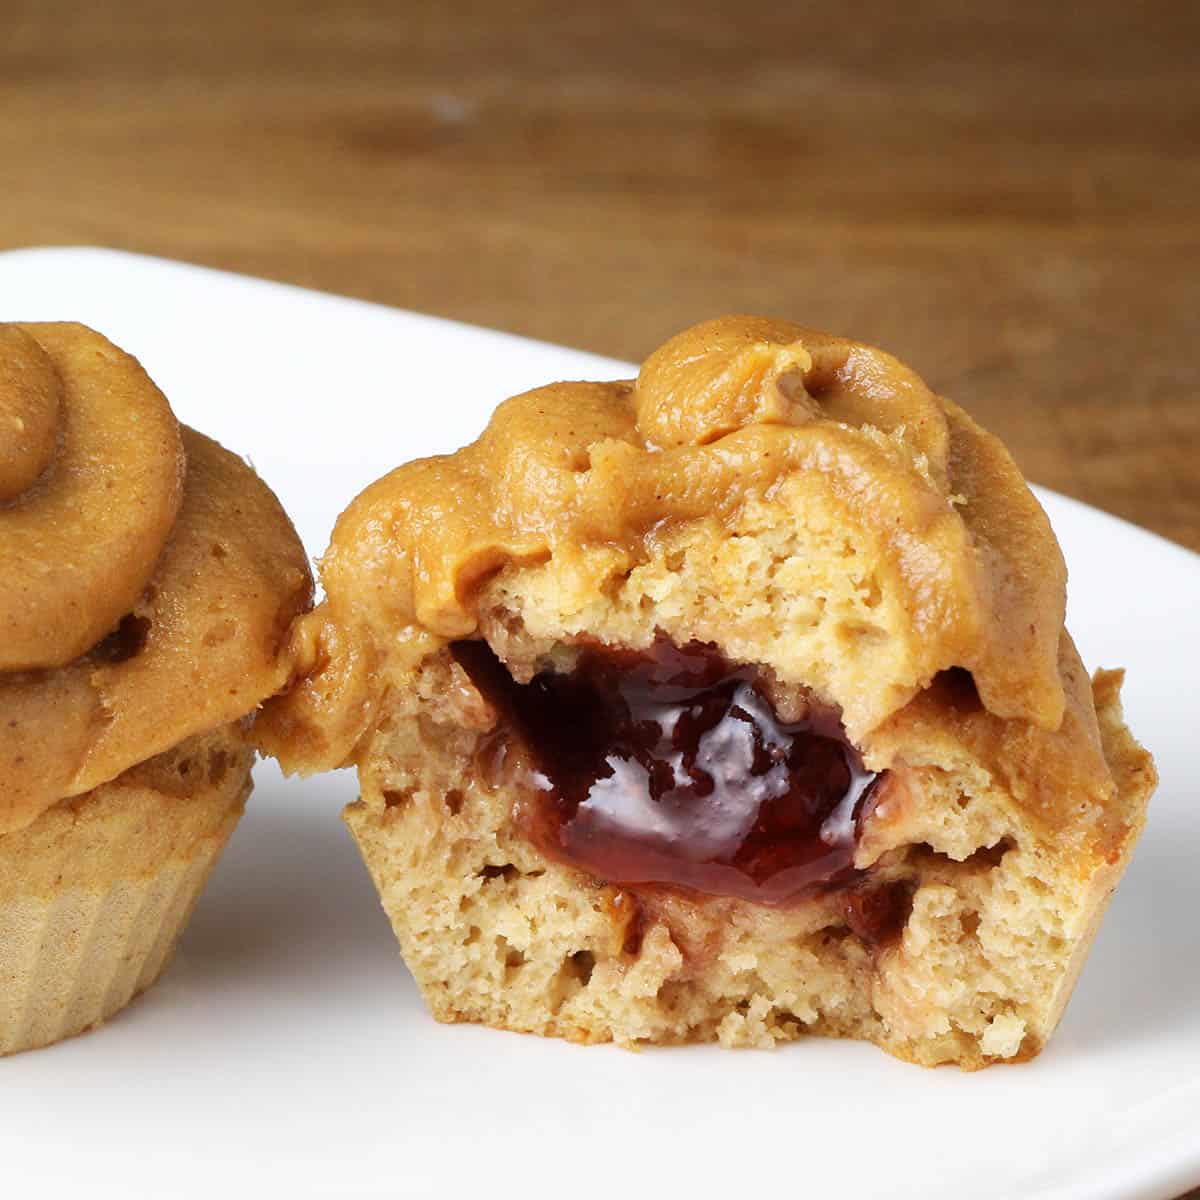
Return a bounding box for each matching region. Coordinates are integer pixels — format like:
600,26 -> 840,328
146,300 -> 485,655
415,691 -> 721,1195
0,322 -> 311,1055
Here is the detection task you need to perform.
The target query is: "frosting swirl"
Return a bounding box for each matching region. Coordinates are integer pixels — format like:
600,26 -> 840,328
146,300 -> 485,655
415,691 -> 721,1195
261,316 -> 1067,772
0,323 -> 312,834
0,323 -> 184,671
0,326 -> 60,500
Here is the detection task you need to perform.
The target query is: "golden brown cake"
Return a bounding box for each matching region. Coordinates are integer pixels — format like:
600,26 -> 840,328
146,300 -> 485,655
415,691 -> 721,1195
0,322 -> 312,1055
260,316 -> 1155,1068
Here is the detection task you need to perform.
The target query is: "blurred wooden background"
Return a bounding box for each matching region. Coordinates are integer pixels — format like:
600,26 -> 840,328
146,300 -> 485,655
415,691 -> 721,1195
2,1 -> 1198,553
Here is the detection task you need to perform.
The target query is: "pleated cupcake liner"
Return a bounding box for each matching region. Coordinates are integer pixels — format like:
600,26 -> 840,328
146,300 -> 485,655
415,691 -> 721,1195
0,818 -> 238,1056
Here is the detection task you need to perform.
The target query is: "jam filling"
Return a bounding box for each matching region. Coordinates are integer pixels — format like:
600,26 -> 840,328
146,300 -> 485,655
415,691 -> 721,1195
453,637 -> 901,920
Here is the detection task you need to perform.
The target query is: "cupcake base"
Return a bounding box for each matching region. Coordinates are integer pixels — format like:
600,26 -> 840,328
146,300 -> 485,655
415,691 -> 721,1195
0,725 -> 252,1056
343,666 -> 1153,1068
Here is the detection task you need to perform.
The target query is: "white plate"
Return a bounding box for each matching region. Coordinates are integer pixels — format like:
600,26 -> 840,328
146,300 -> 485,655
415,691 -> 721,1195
1,247 -> 1197,1200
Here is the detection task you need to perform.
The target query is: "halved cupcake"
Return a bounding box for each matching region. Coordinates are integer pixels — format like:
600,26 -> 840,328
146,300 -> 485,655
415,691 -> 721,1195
259,316 -> 1153,1067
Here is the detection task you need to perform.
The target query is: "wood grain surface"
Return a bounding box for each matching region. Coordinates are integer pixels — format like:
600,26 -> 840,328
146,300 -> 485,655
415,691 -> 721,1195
3,1 -> 1198,552
1,3 -> 1197,1194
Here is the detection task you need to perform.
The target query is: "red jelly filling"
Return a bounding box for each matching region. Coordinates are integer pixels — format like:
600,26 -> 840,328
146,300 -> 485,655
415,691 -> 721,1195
453,636 -> 895,914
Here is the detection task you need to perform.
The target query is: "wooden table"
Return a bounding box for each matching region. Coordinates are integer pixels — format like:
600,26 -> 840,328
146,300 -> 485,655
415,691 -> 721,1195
2,4 -> 1197,1194
4,2 -> 1198,553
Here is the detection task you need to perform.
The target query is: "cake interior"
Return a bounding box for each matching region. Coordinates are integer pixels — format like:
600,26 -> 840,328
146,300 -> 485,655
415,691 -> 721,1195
448,636 -> 911,940
346,619 -> 1148,1068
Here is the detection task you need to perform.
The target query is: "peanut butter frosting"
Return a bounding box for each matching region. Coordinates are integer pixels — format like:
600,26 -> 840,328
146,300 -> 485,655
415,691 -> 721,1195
0,322 -> 313,835
262,316 -> 1068,772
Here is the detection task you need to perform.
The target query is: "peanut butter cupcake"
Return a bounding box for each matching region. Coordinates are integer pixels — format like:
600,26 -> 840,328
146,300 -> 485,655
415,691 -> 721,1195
259,316 -> 1154,1068
0,322 -> 311,1055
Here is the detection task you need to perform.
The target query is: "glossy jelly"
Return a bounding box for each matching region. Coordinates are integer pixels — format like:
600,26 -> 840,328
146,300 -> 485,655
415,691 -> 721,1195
452,636 -> 894,910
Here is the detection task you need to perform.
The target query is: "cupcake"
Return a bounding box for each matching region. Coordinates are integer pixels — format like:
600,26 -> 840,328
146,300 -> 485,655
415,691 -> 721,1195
258,316 -> 1155,1068
0,322 -> 312,1055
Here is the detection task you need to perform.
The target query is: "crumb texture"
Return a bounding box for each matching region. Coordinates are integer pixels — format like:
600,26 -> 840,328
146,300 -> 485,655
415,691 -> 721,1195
344,662 -> 1150,1068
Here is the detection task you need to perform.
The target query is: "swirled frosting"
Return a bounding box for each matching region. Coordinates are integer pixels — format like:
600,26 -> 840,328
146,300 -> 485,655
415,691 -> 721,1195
1,324 -> 185,671
0,323 -> 312,834
260,316 -> 1068,774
